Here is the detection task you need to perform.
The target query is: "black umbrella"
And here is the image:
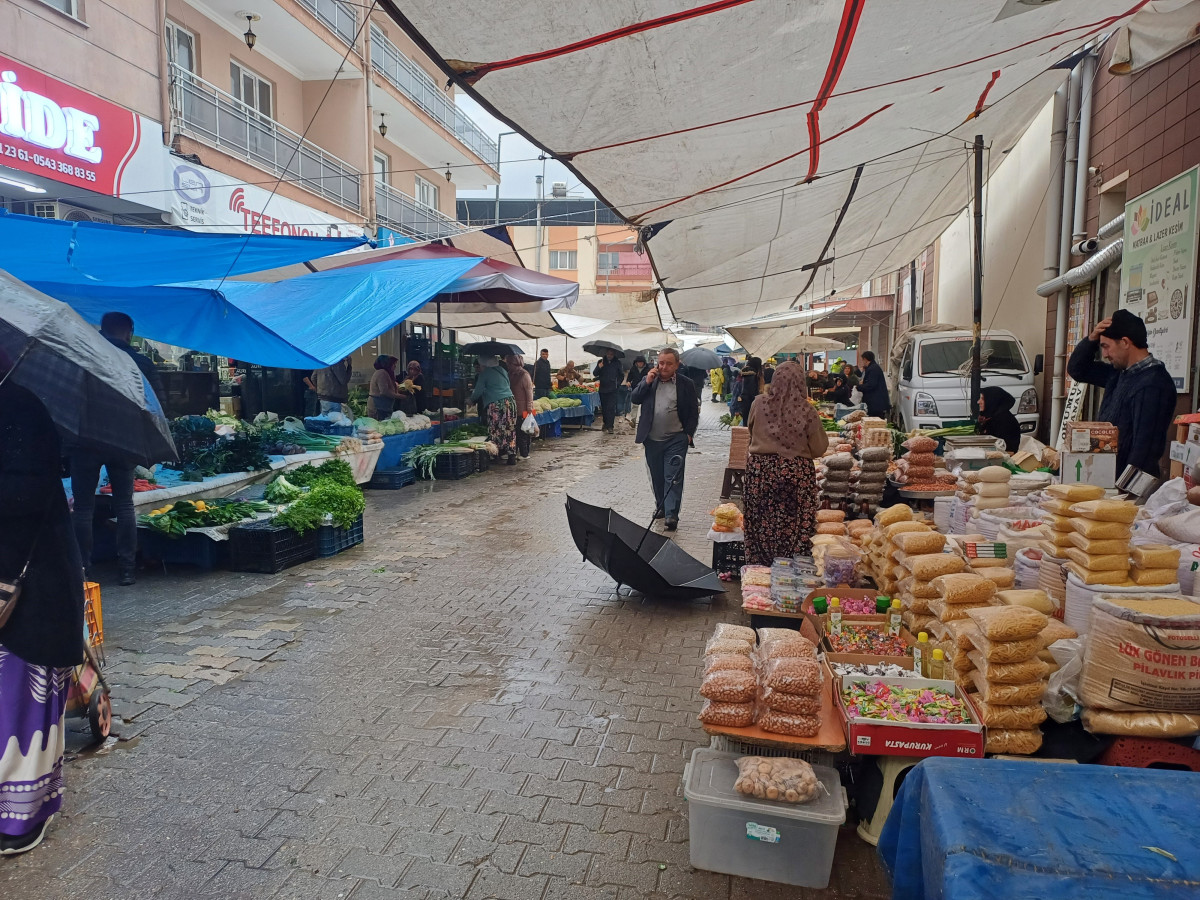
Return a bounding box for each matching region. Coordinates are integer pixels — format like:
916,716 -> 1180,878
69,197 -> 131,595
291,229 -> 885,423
583,339 -> 625,359
459,340 -> 524,357
0,271 -> 176,465
680,346 -> 723,369
565,496 -> 726,601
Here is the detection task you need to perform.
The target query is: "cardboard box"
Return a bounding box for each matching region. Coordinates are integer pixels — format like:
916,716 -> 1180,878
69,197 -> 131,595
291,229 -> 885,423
1058,451 -> 1118,489
837,674 -> 984,758
823,653 -> 921,691
1188,424 -> 1200,446
1065,421 -> 1118,453
1010,450 -> 1042,472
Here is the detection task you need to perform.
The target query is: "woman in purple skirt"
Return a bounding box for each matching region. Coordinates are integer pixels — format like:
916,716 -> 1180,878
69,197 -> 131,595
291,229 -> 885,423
0,375 -> 85,855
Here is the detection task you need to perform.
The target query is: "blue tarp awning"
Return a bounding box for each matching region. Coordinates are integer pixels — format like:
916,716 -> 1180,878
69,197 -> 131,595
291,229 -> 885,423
33,257 -> 482,369
0,210 -> 369,286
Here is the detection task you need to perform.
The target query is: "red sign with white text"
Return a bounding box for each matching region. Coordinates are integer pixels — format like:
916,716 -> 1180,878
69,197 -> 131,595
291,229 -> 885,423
0,54 -> 143,195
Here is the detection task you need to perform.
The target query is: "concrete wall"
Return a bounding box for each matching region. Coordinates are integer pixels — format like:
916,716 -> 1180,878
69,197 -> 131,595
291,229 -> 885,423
936,97 -> 1056,403
5,0 -> 162,121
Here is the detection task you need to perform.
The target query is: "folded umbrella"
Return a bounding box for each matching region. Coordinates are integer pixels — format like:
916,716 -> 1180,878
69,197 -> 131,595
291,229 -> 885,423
564,496 -> 725,601
0,271 -> 176,466
583,339 -> 625,359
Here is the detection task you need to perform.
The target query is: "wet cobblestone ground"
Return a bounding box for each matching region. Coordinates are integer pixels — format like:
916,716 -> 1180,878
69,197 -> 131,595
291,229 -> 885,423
2,407 -> 892,899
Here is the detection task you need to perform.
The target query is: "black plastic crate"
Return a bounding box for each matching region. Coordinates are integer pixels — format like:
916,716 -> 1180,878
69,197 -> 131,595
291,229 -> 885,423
139,529 -> 229,571
366,466 -> 416,489
228,521 -> 317,573
303,417 -> 354,436
475,448 -> 490,473
426,451 -> 475,480
711,540 -> 746,578
317,514 -> 365,557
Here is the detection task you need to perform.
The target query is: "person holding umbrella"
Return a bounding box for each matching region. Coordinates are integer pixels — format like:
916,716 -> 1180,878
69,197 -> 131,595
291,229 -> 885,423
593,348 -> 624,434
631,348 -> 699,531
70,312 -> 164,586
469,356 -> 518,465
624,356 -> 649,426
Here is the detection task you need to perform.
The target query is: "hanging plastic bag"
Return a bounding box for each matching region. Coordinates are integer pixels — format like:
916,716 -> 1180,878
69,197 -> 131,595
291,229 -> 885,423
850,386 -> 863,405
1043,637 -> 1083,723
521,412 -> 539,435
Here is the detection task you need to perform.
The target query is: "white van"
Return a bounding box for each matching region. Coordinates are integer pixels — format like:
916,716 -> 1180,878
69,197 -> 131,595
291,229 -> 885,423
893,328 -> 1042,434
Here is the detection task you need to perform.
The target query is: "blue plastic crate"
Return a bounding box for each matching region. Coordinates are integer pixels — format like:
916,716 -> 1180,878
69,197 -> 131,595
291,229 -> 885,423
316,514 -> 364,557
139,529 -> 229,571
366,466 -> 416,489
304,417 -> 354,436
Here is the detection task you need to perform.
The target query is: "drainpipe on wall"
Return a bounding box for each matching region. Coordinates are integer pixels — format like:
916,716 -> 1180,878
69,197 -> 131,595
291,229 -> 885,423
1073,53 -> 1097,245
364,30 -> 378,238
1042,83 -> 1067,437
1050,63 -> 1083,441
156,0 -> 171,144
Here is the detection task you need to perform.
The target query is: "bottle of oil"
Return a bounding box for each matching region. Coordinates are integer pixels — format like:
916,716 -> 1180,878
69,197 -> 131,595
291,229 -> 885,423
887,598 -> 902,636
928,648 -> 946,681
913,632 -> 929,676
829,597 -> 843,636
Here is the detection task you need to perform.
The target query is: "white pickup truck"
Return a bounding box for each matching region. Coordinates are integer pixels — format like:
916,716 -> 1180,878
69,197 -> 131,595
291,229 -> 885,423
893,328 -> 1043,434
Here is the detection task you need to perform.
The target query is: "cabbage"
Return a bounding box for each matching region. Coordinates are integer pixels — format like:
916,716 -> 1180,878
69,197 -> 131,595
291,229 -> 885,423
264,474 -> 303,504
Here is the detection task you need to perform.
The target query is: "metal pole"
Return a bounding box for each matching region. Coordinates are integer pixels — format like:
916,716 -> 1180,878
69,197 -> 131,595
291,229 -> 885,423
908,259 -> 917,328
436,300 -> 444,442
971,134 -> 985,420
1052,65 -> 1082,441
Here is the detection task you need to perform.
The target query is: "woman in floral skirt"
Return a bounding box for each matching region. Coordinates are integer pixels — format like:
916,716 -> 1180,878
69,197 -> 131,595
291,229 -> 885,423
469,356 -> 518,465
742,361 -> 828,566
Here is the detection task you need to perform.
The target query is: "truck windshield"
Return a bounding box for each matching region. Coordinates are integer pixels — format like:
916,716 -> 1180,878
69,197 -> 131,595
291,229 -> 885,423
919,339 -> 1026,375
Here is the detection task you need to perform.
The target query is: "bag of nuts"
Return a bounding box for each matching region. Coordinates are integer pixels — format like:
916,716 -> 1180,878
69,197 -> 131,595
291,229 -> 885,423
733,756 -> 825,803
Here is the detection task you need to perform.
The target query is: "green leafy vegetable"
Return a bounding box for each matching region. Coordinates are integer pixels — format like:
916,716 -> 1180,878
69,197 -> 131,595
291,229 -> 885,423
264,475 -> 303,504
285,459 -> 355,489
273,482 -> 364,534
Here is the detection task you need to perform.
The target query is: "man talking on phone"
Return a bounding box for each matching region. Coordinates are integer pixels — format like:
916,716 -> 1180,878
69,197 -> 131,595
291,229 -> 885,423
630,349 -> 699,531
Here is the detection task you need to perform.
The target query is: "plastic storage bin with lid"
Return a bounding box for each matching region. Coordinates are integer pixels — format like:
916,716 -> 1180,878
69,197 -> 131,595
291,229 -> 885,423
683,747 -> 846,887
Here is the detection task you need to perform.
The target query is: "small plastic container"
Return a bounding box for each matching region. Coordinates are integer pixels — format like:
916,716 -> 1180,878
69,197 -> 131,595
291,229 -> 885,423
683,748 -> 846,887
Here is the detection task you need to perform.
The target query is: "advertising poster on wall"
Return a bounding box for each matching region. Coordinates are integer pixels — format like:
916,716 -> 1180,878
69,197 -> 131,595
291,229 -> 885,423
1119,165 -> 1199,392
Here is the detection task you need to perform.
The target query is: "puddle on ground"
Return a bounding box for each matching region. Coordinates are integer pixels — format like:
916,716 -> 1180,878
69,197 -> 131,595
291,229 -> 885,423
65,735 -> 140,761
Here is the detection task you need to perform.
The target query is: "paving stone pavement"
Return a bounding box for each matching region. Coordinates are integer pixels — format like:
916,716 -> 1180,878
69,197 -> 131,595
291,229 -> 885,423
1,406 -> 892,899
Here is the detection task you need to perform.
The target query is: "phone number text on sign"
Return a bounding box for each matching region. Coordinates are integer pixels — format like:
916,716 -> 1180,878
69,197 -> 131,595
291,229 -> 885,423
1,139 -> 97,182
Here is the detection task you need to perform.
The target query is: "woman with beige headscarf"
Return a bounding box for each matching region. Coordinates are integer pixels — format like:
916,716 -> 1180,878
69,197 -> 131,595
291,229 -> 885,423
743,361 -> 828,565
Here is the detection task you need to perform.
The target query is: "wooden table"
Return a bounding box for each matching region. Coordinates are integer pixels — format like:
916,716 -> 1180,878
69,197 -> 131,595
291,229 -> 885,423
702,677 -> 847,754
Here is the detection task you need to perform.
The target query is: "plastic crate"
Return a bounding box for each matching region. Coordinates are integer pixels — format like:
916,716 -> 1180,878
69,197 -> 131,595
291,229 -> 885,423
316,514 -> 364,557
303,417 -> 353,436
426,451 -> 475,480
366,466 -> 416,489
475,448 -> 491,473
228,521 -> 317,573
683,747 -> 845,887
711,540 -> 746,577
139,529 -> 229,571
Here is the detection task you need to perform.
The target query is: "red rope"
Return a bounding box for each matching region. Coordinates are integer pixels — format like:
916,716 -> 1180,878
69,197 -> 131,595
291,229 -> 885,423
969,70 -> 1002,120
805,0 -> 867,183
459,0 -> 759,82
636,103 -> 891,219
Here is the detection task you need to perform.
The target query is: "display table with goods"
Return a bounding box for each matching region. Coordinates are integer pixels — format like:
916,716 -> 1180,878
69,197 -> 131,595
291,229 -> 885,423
878,757 -> 1200,900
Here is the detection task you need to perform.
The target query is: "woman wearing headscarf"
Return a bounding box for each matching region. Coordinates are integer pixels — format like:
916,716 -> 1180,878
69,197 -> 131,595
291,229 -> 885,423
367,355 -> 399,419
470,356 -> 518,464
976,386 -> 1022,453
625,357 -> 649,426
742,361 -> 829,565
0,374 -> 85,855
506,354 -> 535,459
396,361 -> 425,416
736,364 -> 760,424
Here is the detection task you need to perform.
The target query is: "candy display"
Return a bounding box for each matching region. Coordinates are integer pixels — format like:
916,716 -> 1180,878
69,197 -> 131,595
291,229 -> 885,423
842,681 -> 972,724
825,625 -> 910,656
741,565 -> 772,586
733,756 -> 824,803
804,594 -> 877,615
828,661 -> 920,679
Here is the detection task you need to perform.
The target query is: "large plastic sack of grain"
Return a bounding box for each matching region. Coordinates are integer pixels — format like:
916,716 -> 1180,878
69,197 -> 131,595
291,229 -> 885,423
1081,708 -> 1200,737
1079,594 -> 1200,712
1068,499 -> 1139,524
977,466 -> 1011,483
1044,483 -> 1105,502
1153,507 -> 1200,544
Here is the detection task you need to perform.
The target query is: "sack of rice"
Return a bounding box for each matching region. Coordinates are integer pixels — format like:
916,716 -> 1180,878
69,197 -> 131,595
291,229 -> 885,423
1068,499 -> 1138,524
978,466 -> 1012,483
1128,566 -> 1179,587
1044,483 -> 1105,502
1130,544 -> 1181,570
1079,594 -> 1200,712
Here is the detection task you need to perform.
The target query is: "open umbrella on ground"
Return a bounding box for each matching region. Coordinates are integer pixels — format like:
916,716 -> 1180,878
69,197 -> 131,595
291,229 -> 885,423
680,347 -> 723,370
459,340 -> 524,358
582,339 -> 625,359
0,271 -> 176,466
564,496 -> 725,601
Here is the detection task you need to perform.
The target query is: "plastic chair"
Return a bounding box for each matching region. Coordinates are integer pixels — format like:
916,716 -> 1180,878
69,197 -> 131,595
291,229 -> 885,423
856,755 -> 922,846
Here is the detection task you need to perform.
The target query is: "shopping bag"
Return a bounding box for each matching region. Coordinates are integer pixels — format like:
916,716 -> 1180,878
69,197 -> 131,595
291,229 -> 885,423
521,412 -> 539,435
850,387 -> 863,405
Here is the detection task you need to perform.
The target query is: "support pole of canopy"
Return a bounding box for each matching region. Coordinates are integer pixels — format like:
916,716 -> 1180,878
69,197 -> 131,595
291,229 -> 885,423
437,299 -> 445,442
971,133 -> 985,421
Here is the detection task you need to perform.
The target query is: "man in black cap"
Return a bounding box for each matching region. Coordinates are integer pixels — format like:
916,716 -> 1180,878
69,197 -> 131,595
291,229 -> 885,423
1067,309 -> 1177,477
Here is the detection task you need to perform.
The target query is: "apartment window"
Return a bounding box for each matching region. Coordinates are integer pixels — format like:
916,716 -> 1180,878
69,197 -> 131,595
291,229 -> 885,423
550,250 -> 578,270
414,175 -> 439,210
373,152 -> 389,186
166,21 -> 197,73
230,60 -> 272,118
597,252 -> 618,274
36,0 -> 78,18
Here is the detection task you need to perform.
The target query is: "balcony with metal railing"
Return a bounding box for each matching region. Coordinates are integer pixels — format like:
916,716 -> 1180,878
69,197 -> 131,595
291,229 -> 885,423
370,25 -> 498,169
169,63 -> 362,212
296,0 -> 357,46
374,180 -> 465,241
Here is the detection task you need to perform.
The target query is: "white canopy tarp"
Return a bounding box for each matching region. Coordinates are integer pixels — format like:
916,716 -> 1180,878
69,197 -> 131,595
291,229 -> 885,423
725,305 -> 844,359
390,1 -> 1144,326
